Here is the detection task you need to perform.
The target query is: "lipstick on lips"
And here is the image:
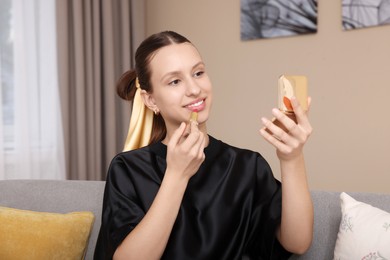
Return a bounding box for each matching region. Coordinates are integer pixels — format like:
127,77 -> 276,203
187,99 -> 204,124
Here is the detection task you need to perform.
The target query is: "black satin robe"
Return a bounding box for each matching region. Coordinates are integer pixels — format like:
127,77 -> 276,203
94,136 -> 291,260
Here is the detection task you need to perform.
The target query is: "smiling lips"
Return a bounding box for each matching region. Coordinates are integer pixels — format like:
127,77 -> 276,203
186,99 -> 205,112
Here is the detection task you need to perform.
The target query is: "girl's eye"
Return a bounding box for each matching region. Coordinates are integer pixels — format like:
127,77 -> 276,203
194,71 -> 204,77
169,79 -> 180,86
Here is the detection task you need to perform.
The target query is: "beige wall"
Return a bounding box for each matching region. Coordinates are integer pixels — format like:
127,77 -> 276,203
145,1 -> 390,193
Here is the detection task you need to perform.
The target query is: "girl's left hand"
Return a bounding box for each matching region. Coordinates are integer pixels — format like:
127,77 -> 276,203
259,97 -> 313,162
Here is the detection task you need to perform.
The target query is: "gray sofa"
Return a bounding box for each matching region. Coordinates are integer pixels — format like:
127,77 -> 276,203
1,180 -> 390,259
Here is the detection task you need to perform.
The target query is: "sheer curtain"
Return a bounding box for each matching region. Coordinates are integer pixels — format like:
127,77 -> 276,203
0,0 -> 65,179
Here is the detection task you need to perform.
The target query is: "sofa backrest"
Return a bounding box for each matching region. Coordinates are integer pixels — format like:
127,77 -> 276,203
2,180 -> 390,259
0,180 -> 105,260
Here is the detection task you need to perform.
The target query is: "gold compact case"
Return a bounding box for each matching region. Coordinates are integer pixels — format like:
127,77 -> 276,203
269,75 -> 308,133
278,75 -> 308,114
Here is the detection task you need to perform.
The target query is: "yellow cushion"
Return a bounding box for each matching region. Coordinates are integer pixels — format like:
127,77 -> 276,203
0,206 -> 95,260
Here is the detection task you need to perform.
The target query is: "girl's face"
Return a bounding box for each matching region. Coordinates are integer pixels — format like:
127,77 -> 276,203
145,43 -> 213,134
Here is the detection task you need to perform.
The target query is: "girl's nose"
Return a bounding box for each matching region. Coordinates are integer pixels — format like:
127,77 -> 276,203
185,79 -> 201,96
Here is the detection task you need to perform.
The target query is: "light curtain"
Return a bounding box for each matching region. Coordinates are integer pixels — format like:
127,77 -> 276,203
56,0 -> 145,180
0,54 -> 4,177
0,0 -> 66,179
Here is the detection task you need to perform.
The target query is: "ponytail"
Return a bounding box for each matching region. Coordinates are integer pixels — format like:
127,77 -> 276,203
116,70 -> 137,101
116,70 -> 166,149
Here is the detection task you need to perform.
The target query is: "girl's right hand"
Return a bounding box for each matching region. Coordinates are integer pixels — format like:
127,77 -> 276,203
166,121 -> 206,181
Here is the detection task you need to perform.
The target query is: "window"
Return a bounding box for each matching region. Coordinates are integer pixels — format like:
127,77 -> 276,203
0,0 -> 65,179
0,0 -> 13,151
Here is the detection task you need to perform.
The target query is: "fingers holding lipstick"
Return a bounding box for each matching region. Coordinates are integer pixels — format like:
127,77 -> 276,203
179,111 -> 203,150
187,112 -> 206,159
185,121 -> 206,161
181,120 -> 203,148
169,122 -> 187,147
166,118 -> 205,180
181,111 -> 199,140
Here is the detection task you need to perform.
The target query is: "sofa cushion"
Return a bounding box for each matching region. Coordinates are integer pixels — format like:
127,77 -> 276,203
0,206 -> 94,260
0,180 -> 105,260
333,192 -> 390,259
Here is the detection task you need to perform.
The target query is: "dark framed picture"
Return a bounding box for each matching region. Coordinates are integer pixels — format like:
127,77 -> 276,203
241,0 -> 318,40
342,0 -> 390,30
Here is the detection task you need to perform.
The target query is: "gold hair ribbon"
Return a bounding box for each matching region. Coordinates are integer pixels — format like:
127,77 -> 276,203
123,78 -> 154,151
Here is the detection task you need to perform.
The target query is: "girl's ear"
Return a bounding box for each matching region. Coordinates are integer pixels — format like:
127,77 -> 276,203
140,89 -> 159,113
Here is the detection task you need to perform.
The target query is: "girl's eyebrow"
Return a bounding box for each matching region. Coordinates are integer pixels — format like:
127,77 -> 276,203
160,71 -> 181,82
193,61 -> 205,68
160,61 -> 205,81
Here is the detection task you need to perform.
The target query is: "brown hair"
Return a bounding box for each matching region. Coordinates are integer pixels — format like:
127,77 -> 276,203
117,31 -> 192,145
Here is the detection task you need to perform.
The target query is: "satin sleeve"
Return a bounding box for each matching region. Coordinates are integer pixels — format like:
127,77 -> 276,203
245,154 -> 292,259
94,154 -> 146,260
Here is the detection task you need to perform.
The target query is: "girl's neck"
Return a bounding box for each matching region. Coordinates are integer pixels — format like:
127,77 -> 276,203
162,123 -> 209,147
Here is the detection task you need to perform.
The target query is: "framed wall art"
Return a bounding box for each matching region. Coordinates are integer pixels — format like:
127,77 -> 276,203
241,0 -> 318,40
342,0 -> 390,30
